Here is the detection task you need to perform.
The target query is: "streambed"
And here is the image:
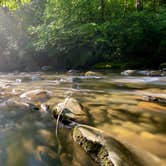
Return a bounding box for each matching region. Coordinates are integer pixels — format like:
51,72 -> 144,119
0,71 -> 166,166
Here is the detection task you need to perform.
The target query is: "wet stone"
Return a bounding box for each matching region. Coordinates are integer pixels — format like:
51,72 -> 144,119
51,97 -> 87,124
73,125 -> 143,166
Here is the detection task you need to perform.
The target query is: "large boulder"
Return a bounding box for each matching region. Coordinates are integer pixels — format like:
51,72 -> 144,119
73,125 -> 143,166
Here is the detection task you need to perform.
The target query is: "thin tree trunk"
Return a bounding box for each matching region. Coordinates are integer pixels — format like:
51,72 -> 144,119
124,0 -> 128,13
135,0 -> 143,11
101,0 -> 105,21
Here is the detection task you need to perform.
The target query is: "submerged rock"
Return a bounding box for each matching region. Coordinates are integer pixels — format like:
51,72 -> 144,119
121,70 -> 150,76
41,66 -> 53,71
31,75 -> 42,81
161,70 -> 166,76
121,70 -> 165,77
15,79 -> 22,83
67,69 -> 80,75
136,90 -> 166,104
142,95 -> 166,104
73,125 -> 142,166
0,99 -> 38,111
148,70 -> 162,77
85,71 -> 102,77
121,70 -> 137,76
20,89 -> 51,102
52,98 -> 87,124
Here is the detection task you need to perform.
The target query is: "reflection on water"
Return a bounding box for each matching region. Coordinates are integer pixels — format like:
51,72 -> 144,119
0,72 -> 166,165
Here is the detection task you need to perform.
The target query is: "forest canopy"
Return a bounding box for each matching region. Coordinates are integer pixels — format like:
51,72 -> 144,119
0,0 -> 166,71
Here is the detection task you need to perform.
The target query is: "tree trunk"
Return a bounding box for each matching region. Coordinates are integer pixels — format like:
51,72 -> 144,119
101,0 -> 105,21
135,0 -> 143,11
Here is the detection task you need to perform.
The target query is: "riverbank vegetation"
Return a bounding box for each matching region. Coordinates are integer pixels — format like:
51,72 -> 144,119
0,0 -> 166,71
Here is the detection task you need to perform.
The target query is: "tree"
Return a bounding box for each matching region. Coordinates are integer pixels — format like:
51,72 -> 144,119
0,0 -> 166,70
0,0 -> 30,10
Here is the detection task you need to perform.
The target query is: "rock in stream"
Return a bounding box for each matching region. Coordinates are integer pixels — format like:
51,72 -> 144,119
73,125 -> 143,166
51,97 -> 87,124
73,125 -> 164,166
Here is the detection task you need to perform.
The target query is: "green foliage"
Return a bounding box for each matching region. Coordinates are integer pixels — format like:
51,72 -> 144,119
0,0 -> 166,70
0,0 -> 30,10
30,0 -> 166,69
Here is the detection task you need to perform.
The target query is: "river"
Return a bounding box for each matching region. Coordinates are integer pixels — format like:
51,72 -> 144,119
0,71 -> 165,166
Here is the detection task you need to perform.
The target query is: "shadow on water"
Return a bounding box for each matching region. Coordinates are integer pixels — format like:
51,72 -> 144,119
0,102 -> 96,166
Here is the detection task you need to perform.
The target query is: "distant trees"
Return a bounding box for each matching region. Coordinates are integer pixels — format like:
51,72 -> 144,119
0,0 -> 165,70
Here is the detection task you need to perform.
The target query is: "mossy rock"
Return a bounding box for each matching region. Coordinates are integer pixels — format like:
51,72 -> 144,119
73,125 -> 152,166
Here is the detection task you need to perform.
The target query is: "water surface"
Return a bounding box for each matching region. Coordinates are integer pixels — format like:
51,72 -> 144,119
0,72 -> 166,165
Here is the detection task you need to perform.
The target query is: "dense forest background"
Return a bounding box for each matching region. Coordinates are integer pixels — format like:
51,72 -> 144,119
0,0 -> 166,71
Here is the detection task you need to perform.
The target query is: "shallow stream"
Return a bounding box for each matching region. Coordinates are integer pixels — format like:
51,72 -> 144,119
0,71 -> 166,166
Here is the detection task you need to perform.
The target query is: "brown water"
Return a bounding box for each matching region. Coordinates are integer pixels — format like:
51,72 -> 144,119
0,72 -> 166,166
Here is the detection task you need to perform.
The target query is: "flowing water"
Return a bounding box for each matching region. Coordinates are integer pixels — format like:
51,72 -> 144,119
0,71 -> 166,166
